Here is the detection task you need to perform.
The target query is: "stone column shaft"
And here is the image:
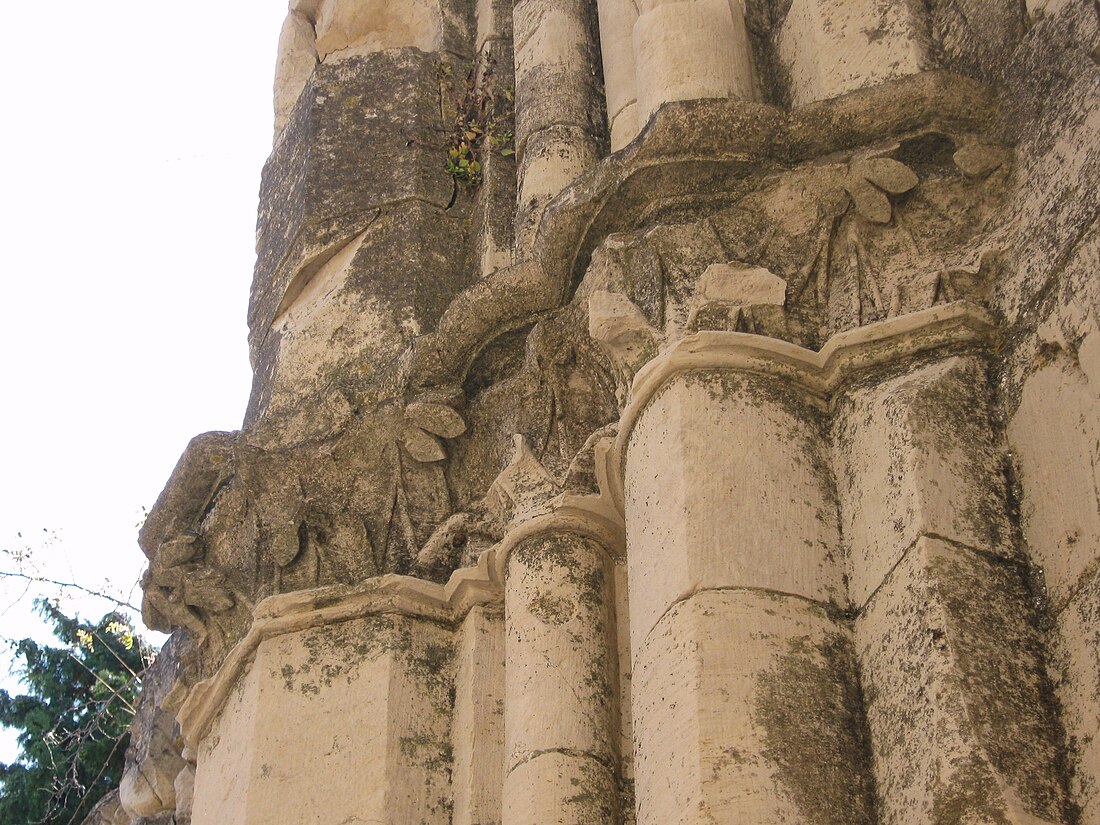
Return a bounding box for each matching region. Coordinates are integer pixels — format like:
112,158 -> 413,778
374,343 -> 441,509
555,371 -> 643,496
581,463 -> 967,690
512,0 -> 605,249
596,0 -> 641,151
835,354 -> 1070,825
503,532 -> 621,825
632,0 -> 756,126
777,0 -> 927,107
624,368 -> 873,825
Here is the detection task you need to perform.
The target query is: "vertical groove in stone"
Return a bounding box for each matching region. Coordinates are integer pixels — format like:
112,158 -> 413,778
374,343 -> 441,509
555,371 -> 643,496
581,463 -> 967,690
452,606 -> 506,825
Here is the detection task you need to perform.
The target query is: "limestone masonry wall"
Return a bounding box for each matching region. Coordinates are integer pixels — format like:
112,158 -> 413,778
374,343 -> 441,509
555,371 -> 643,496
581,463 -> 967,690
87,1 -> 1100,823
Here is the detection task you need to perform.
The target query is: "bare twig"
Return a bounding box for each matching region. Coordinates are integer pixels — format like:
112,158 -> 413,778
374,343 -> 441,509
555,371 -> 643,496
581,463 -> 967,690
0,571 -> 140,613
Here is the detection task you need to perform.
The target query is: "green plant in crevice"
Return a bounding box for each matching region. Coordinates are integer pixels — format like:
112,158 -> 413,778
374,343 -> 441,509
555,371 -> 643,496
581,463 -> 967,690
438,56 -> 515,186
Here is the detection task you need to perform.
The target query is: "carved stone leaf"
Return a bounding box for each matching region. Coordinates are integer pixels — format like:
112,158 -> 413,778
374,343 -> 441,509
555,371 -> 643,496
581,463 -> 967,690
182,569 -> 235,613
405,401 -> 467,438
403,426 -> 447,463
846,178 -> 894,224
954,144 -> 1008,178
859,158 -> 919,193
845,157 -> 918,223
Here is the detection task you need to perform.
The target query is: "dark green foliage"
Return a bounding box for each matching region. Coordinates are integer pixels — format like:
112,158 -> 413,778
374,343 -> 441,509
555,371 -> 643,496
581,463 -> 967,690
0,601 -> 150,825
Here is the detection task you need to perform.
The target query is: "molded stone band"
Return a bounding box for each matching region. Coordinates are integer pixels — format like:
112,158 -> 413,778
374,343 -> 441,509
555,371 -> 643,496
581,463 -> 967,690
492,492 -> 627,583
605,301 -> 999,515
176,554 -> 504,749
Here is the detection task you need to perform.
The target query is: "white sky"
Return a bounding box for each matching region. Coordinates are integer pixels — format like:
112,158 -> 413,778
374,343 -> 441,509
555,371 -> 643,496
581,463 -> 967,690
0,1 -> 289,763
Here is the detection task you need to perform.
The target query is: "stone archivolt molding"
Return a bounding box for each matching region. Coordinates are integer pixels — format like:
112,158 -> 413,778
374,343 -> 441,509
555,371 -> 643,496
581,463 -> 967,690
177,299 -> 995,752
409,71 -> 999,392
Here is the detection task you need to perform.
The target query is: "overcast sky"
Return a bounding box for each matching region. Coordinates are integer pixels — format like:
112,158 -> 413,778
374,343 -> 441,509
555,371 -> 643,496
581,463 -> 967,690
0,1 -> 289,762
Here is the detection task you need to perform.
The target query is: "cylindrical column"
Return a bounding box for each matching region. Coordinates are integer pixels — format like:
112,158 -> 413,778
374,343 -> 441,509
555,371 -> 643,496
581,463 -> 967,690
775,0 -> 927,107
512,0 -> 605,249
596,0 -> 641,151
503,532 -> 620,825
632,0 -> 755,126
624,368 -> 873,825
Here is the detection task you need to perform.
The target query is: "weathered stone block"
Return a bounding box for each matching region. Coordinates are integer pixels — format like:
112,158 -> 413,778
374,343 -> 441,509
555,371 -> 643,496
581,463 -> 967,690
119,637 -> 188,820
834,355 -> 1013,608
273,11 -> 317,139
856,537 -> 1066,825
778,0 -> 928,107
191,615 -> 454,825
695,261 -> 786,307
926,0 -> 1025,82
251,49 -> 458,362
249,198 -> 473,426
174,762 -> 195,822
626,369 -> 842,651
632,589 -> 874,825
994,3 -> 1100,324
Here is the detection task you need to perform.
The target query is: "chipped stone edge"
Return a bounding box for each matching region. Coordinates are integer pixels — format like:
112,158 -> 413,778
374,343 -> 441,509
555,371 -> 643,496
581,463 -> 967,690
604,301 -> 1000,515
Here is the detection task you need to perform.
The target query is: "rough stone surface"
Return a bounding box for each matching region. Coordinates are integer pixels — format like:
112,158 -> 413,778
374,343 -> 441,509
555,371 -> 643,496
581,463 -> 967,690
856,537 -> 1068,825
1050,565 -> 1100,823
119,636 -> 188,820
834,354 -> 1013,608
